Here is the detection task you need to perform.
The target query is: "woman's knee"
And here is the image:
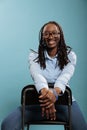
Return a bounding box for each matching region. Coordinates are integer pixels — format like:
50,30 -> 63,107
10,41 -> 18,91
71,101 -> 87,130
1,107 -> 22,130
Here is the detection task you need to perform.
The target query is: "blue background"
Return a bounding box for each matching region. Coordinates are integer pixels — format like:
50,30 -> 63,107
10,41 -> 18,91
0,0 -> 87,130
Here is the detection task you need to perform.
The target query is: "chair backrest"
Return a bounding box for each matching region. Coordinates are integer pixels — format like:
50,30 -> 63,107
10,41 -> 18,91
21,84 -> 72,106
21,84 -> 72,130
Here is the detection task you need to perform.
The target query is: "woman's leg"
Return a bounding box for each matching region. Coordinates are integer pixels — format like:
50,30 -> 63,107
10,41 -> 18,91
1,107 -> 22,130
71,101 -> 87,130
1,105 -> 43,130
56,101 -> 87,130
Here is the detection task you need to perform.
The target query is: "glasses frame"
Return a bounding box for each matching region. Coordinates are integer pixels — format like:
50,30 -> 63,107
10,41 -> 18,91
43,31 -> 60,38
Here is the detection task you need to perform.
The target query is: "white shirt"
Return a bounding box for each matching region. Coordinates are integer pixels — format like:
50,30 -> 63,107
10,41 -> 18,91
29,50 -> 77,100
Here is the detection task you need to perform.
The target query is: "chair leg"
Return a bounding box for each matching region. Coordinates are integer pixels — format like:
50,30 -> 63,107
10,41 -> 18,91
27,124 -> 29,130
64,125 -> 69,130
64,125 -> 67,130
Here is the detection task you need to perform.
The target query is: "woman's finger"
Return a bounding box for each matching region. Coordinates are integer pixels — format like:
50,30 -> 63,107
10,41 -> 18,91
42,107 -> 45,117
39,98 -> 50,103
45,109 -> 49,119
45,102 -> 53,108
49,106 -> 56,120
40,101 -> 53,107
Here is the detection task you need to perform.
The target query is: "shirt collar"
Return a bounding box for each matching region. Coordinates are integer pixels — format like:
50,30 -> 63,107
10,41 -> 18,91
44,51 -> 58,60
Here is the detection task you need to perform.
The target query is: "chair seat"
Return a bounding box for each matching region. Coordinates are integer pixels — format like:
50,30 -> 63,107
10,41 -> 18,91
25,120 -> 67,125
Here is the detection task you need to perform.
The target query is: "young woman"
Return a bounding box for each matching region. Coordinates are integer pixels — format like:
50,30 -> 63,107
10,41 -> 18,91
29,21 -> 87,129
1,21 -> 87,130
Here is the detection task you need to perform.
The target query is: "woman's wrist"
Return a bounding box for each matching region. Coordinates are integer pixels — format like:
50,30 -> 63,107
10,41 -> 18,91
54,87 -> 63,95
52,89 -> 58,100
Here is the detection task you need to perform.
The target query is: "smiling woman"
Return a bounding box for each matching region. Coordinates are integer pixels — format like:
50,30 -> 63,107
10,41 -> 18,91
1,21 -> 87,130
29,21 -> 87,130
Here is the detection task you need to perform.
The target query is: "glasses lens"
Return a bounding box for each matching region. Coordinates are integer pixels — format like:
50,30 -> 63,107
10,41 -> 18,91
43,31 -> 60,38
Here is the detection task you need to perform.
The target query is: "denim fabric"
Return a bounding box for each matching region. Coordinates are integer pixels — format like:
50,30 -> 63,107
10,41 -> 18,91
1,101 -> 87,130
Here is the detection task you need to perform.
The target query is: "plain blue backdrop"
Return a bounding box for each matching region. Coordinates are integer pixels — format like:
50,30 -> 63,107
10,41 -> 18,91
0,0 -> 87,130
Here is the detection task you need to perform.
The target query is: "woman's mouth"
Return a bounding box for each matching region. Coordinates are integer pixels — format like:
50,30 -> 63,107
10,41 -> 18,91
48,40 -> 55,45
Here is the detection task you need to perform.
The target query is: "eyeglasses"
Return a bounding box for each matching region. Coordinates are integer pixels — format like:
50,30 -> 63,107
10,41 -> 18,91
43,31 -> 60,38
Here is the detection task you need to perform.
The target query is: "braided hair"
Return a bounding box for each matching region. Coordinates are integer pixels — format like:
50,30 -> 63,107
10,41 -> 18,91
37,21 -> 71,70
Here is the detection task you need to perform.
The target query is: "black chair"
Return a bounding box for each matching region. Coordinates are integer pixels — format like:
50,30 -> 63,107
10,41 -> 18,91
21,84 -> 72,130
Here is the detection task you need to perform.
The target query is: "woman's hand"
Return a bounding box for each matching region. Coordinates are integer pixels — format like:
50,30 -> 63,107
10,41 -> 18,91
39,88 -> 56,107
39,88 -> 57,120
41,105 -> 56,120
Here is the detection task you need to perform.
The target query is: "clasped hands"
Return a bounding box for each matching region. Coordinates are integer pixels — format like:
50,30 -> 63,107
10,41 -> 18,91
39,88 -> 57,120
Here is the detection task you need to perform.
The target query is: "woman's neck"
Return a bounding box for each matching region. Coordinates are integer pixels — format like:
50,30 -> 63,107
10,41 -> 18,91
47,48 -> 58,57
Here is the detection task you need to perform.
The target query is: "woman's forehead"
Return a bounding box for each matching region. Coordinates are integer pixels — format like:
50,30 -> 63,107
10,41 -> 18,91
43,23 -> 59,32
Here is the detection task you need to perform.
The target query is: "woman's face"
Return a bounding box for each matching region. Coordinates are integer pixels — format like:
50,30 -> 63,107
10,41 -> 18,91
42,23 -> 60,49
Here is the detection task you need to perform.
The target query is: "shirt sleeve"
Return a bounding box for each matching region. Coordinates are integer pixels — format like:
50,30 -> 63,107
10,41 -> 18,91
28,51 -> 48,92
54,51 -> 77,93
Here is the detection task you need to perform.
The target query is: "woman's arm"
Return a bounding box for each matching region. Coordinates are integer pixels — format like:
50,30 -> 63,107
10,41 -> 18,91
54,51 -> 77,93
29,51 -> 49,92
29,51 -> 57,120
